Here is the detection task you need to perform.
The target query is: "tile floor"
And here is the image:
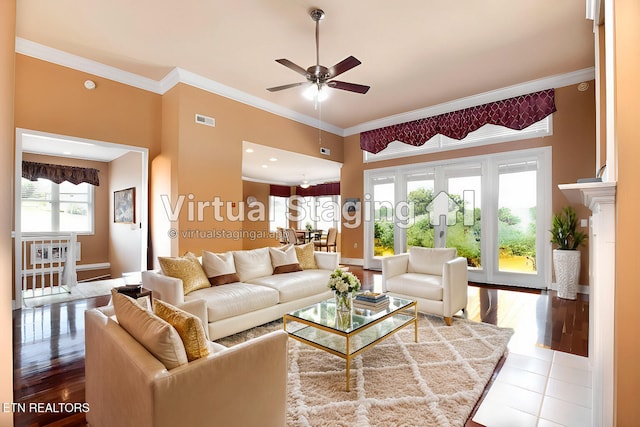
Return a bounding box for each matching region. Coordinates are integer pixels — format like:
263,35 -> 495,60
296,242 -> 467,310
472,309 -> 592,427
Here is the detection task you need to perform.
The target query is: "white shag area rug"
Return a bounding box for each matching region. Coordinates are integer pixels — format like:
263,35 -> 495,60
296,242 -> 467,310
217,313 -> 513,427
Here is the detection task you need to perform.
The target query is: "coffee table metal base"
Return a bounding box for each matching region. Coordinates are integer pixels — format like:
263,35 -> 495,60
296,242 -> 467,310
284,299 -> 418,391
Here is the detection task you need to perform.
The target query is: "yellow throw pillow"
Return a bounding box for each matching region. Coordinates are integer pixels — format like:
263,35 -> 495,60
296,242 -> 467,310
111,290 -> 188,369
158,252 -> 210,295
294,243 -> 318,270
154,299 -> 210,362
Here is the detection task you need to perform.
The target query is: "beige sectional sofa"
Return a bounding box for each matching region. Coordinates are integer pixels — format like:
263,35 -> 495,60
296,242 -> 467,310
85,297 -> 288,427
142,245 -> 338,340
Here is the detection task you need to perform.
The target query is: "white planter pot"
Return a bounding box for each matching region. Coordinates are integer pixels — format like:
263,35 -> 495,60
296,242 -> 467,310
553,249 -> 581,300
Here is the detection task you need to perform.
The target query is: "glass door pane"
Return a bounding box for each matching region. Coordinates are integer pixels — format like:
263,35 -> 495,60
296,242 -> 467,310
372,176 -> 395,257
497,161 -> 538,274
446,166 -> 482,269
406,172 -> 435,249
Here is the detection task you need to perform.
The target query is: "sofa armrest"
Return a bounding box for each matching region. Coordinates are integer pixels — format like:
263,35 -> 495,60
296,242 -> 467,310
381,254 -> 410,292
141,270 -> 185,305
153,330 -> 288,427
442,257 -> 469,317
176,299 -> 209,340
314,251 -> 339,270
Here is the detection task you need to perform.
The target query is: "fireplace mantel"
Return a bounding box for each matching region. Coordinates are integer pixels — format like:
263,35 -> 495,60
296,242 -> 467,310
559,180 -> 616,427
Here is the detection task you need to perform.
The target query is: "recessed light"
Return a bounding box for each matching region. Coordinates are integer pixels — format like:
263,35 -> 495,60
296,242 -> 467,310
245,148 -> 254,153
269,157 -> 278,162
63,151 -> 72,155
261,164 -> 268,168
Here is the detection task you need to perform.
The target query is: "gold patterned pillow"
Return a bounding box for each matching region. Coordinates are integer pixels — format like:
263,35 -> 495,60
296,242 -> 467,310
294,243 -> 318,270
153,299 -> 210,362
158,252 -> 210,295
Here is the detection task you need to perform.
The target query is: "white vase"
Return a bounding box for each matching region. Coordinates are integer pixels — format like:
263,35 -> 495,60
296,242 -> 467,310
553,249 -> 581,300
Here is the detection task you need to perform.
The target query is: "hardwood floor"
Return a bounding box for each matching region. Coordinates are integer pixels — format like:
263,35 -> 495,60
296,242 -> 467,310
11,269 -> 588,427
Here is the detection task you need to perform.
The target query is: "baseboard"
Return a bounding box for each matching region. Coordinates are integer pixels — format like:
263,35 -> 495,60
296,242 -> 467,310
549,282 -> 590,295
340,257 -> 364,266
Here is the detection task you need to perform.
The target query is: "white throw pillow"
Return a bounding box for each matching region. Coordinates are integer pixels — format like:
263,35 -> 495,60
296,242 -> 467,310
269,246 -> 302,274
407,247 -> 457,276
232,247 -> 273,282
111,290 -> 188,369
202,251 -> 240,286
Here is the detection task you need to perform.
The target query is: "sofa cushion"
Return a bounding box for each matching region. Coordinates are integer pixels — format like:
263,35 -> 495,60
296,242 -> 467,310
153,299 -> 210,362
111,291 -> 188,369
185,283 -> 279,322
269,246 -> 302,274
407,247 -> 457,276
247,270 -> 331,303
294,243 -> 318,270
158,252 -> 210,295
202,251 -> 240,286
386,273 -> 444,300
232,248 -> 273,282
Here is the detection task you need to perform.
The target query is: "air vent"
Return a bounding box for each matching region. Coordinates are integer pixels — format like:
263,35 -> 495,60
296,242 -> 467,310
195,114 -> 215,127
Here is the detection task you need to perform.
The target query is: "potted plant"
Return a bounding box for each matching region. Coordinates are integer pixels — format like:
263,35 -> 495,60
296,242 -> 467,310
550,206 -> 587,300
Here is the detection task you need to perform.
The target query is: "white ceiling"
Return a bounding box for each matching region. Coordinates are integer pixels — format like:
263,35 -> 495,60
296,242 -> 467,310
15,0 -> 595,182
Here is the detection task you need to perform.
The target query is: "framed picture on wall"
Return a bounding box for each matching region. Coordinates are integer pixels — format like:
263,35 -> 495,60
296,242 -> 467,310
114,187 -> 135,223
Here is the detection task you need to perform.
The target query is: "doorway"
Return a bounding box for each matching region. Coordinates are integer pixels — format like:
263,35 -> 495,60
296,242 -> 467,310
13,128 -> 149,308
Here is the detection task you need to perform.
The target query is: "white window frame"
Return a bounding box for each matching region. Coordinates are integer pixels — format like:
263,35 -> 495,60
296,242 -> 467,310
296,195 -> 341,232
21,177 -> 95,235
269,195 -> 289,232
364,146 -> 552,289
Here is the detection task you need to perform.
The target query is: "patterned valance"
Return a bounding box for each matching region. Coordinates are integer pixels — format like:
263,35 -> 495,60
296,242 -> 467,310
360,89 -> 557,154
295,182 -> 340,197
22,161 -> 100,186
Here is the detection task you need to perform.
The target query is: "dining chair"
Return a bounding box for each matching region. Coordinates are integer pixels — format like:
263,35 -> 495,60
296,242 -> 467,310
313,227 -> 337,252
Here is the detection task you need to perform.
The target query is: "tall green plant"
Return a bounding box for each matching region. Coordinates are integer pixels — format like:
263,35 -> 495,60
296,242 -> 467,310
550,206 -> 587,250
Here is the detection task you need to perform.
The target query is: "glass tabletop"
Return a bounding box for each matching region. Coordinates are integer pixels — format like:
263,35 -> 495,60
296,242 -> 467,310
285,295 -> 414,334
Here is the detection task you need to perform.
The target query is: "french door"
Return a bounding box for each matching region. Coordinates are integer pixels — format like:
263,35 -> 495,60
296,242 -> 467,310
364,148 -> 551,289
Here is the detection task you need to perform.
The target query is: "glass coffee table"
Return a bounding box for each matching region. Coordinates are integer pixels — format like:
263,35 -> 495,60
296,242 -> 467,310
283,296 -> 417,391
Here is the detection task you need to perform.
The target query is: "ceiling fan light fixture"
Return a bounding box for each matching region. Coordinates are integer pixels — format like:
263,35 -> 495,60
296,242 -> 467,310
303,83 -> 329,102
300,181 -> 310,189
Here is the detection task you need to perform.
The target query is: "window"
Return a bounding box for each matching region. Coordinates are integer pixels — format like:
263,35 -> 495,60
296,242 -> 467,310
269,195 -> 289,232
21,178 -> 94,234
296,195 -> 341,232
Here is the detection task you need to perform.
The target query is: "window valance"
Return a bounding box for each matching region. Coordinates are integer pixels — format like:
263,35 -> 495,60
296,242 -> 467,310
360,89 -> 557,154
22,161 -> 100,186
270,185 -> 292,197
295,182 -> 340,197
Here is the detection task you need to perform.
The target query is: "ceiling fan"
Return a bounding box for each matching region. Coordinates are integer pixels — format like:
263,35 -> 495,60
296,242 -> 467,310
267,8 -> 370,99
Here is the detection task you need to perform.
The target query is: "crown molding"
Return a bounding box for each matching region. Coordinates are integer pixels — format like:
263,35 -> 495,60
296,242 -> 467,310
343,67 -> 596,136
15,38 -> 163,94
15,37 -> 594,139
163,68 -> 344,136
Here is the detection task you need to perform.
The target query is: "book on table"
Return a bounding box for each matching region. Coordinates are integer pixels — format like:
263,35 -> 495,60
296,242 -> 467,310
354,293 -> 390,311
356,292 -> 388,303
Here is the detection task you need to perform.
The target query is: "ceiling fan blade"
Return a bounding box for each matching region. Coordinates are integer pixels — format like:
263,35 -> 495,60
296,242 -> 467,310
275,59 -> 309,77
266,82 -> 308,92
328,56 -> 361,78
327,80 -> 370,94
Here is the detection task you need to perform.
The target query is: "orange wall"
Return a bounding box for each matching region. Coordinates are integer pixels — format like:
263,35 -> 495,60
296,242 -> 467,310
613,0 -> 640,423
22,153 -> 111,281
109,151 -> 144,277
157,83 -> 344,257
340,83 -> 596,284
242,180 -> 280,249
1,1 -> 16,424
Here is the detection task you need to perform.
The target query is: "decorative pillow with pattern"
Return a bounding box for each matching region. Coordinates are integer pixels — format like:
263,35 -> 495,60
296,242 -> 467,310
202,251 -> 240,286
111,290 -> 188,369
294,243 -> 318,270
158,252 -> 210,295
153,299 -> 210,362
269,245 -> 302,274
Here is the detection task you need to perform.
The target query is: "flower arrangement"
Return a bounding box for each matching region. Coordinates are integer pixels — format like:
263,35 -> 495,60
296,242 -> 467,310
327,268 -> 361,295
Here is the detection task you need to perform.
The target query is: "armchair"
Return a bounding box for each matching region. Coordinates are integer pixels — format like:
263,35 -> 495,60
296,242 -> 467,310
382,247 -> 468,325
